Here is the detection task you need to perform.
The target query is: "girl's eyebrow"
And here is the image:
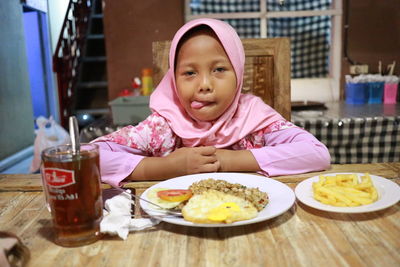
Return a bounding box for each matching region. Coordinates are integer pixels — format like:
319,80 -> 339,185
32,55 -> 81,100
175,62 -> 196,69
177,57 -> 230,68
211,58 -> 231,65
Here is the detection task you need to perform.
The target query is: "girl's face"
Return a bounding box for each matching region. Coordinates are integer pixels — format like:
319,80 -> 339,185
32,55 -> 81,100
175,30 -> 237,122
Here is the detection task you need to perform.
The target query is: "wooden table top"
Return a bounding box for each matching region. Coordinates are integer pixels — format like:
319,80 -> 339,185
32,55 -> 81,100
1,162 -> 399,267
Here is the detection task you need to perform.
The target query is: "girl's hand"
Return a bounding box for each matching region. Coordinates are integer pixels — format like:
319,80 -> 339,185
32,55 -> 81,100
167,146 -> 220,175
214,149 -> 232,172
215,149 -> 260,172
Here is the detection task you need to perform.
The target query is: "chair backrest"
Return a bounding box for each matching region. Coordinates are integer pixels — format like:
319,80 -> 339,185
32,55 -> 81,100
152,37 -> 291,120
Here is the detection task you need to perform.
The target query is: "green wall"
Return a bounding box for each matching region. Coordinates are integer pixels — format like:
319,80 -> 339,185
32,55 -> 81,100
0,1 -> 34,160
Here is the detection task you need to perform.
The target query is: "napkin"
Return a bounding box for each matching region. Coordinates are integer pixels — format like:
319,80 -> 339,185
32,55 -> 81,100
100,189 -> 160,240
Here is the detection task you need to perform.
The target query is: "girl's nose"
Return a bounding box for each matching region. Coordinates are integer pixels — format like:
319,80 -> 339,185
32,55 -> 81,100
199,74 -> 213,93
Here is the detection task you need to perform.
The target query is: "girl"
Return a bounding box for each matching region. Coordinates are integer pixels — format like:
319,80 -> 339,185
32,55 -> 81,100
93,18 -> 330,187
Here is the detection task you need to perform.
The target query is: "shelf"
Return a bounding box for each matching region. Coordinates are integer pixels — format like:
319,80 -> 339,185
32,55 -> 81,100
78,81 -> 108,89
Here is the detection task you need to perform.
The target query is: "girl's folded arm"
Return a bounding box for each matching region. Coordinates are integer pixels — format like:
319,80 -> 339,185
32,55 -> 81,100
250,127 -> 331,176
95,141 -> 145,187
95,141 -> 180,183
93,113 -> 182,183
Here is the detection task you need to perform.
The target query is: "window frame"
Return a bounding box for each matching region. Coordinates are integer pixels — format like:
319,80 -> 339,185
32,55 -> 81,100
184,0 -> 343,102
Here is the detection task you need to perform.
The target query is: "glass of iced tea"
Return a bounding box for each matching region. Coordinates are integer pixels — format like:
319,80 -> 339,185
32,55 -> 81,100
41,143 -> 103,247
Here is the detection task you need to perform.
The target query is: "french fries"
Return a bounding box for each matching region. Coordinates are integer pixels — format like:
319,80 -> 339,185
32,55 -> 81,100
312,173 -> 378,207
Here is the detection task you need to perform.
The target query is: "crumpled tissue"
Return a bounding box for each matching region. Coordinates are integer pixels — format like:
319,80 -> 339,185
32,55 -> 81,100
100,189 -> 160,240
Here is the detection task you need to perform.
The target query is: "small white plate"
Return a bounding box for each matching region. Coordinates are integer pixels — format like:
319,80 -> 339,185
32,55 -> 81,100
140,173 -> 295,227
295,172 -> 400,213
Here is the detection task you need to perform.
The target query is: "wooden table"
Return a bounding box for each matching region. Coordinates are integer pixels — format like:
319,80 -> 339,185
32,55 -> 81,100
1,163 -> 399,267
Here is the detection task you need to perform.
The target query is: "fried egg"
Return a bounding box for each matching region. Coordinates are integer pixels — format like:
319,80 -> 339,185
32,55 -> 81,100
182,189 -> 258,224
146,188 -> 183,209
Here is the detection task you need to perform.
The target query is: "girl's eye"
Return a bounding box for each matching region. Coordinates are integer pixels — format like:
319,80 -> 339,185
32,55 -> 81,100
214,67 -> 226,73
184,71 -> 195,76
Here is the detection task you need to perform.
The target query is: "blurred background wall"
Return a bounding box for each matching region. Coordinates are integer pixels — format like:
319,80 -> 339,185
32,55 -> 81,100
340,0 -> 400,97
0,1 -> 34,160
103,0 -> 184,100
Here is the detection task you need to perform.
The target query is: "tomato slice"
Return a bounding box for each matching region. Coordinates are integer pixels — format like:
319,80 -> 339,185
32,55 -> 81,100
157,189 -> 192,202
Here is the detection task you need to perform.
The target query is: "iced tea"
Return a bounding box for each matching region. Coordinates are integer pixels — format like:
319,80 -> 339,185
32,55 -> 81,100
41,144 -> 103,247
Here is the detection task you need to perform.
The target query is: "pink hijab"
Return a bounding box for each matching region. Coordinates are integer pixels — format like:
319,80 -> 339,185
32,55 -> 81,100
150,18 -> 283,148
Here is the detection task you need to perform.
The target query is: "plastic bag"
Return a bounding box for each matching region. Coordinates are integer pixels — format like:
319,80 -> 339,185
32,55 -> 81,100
30,116 -> 70,173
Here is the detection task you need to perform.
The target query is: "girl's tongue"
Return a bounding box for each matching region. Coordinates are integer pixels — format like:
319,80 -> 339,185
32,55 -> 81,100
191,101 -> 208,109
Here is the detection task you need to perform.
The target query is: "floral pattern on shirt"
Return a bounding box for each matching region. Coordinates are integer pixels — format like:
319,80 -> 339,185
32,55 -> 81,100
94,113 -> 180,157
231,120 -> 296,150
94,113 -> 296,155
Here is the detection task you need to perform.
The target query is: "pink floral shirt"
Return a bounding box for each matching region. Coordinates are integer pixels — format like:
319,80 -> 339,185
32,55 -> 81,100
94,113 -> 295,154
93,113 -> 331,187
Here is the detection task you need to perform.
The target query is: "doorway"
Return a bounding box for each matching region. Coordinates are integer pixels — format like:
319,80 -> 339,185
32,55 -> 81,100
22,6 -> 58,124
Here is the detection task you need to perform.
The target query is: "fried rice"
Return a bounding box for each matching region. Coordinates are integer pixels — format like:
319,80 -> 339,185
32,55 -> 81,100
189,178 -> 269,211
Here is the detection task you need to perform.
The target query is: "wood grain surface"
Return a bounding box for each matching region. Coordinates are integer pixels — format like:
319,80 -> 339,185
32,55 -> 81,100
1,162 -> 398,192
0,163 -> 399,267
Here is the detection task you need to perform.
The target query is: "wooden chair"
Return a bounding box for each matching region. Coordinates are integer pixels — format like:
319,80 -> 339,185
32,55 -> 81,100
152,38 -> 291,120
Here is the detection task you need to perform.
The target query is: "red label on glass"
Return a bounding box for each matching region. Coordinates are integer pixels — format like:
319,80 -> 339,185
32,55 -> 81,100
44,168 -> 75,188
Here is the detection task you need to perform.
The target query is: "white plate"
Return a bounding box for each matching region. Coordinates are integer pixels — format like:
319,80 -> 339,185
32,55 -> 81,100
140,173 -> 295,227
295,173 -> 400,213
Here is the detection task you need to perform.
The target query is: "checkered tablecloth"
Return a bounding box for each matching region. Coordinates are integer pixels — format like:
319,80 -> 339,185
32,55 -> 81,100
293,116 -> 400,164
189,0 -> 331,78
